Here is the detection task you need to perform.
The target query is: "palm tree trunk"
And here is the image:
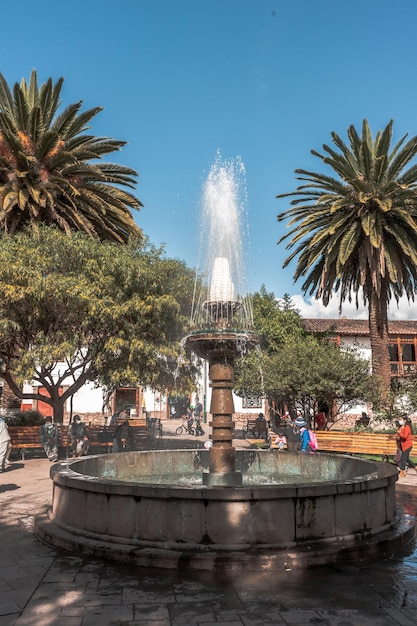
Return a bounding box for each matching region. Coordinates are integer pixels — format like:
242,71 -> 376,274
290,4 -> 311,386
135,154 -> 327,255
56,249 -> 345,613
368,289 -> 391,398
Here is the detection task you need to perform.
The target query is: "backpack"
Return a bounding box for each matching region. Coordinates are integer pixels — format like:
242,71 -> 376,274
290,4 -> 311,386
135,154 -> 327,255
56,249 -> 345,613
308,430 -> 318,451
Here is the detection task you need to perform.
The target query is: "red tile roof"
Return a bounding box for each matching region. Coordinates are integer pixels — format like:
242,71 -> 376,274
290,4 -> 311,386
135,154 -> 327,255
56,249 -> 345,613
302,318 -> 417,336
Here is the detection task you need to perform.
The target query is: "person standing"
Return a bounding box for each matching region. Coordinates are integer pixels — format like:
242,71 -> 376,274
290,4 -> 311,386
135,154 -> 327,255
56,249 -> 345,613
397,416 -> 416,477
0,416 -> 12,471
294,416 -> 314,453
39,416 -> 59,461
186,406 -> 194,432
315,411 -> 326,430
194,398 -> 205,436
283,419 -> 301,452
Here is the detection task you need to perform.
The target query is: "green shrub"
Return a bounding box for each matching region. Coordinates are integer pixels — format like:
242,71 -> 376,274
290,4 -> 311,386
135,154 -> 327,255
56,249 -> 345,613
5,410 -> 45,425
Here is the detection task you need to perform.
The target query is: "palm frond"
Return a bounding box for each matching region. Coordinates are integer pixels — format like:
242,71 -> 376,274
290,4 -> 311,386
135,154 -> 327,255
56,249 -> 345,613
13,83 -> 30,131
0,72 -> 14,114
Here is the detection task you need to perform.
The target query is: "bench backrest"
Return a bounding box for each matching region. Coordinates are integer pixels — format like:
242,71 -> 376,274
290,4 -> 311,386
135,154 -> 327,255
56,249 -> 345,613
315,431 -> 415,455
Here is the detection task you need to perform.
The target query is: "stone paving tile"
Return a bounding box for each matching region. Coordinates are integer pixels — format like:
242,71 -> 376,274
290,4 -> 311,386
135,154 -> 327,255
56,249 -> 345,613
133,604 -> 171,622
128,620 -> 171,626
15,614 -> 83,626
123,588 -> 176,604
196,622 -> 243,626
0,614 -> 20,626
82,604 -> 133,624
211,609 -> 245,623
240,617 -> 282,625
0,588 -> 33,611
168,600 -> 216,624
0,601 -> 21,617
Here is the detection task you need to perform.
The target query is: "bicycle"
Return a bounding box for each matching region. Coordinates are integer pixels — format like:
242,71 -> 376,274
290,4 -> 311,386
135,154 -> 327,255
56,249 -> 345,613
176,417 -> 195,436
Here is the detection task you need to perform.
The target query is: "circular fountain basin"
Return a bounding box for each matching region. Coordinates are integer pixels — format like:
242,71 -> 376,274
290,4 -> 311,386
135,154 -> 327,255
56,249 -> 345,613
35,449 -> 414,571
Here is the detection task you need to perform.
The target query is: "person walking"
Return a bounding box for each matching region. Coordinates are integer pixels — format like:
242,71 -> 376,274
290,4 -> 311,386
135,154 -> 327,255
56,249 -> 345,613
397,416 -> 416,477
0,416 -> 12,471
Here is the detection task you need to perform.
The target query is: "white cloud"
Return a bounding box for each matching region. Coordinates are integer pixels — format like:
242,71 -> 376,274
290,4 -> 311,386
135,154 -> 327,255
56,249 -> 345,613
289,292 -> 417,320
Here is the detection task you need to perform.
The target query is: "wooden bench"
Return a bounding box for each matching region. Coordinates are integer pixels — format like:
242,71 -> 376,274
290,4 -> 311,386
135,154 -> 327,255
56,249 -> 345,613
315,431 -> 400,459
126,419 -> 152,444
7,419 -> 162,460
243,419 -> 269,441
8,425 -> 64,460
7,425 -> 113,459
270,429 -> 417,461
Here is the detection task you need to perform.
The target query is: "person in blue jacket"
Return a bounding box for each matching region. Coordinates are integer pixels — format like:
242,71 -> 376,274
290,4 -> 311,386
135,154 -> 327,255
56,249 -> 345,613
294,416 -> 313,453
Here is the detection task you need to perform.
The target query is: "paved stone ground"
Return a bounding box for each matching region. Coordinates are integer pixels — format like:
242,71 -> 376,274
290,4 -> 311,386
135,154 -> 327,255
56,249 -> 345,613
1,426 -> 417,625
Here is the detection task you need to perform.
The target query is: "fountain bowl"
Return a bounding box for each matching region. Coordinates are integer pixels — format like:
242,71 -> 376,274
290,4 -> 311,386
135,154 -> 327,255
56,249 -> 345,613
185,329 -> 258,360
35,449 -> 414,571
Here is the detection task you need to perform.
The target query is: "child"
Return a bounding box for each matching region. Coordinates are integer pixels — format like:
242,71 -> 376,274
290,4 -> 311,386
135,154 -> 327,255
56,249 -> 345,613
274,431 -> 287,451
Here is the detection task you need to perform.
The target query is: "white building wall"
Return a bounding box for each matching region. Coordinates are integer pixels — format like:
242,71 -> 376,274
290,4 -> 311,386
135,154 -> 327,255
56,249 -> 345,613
337,334 -> 372,416
69,382 -> 104,414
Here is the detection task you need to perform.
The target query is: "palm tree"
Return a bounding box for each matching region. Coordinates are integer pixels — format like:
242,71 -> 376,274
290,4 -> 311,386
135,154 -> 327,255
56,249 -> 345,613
0,70 -> 142,242
277,119 -> 417,393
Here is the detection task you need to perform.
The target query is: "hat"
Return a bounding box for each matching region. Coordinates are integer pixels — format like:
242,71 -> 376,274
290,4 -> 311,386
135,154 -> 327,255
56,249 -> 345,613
295,417 -> 306,428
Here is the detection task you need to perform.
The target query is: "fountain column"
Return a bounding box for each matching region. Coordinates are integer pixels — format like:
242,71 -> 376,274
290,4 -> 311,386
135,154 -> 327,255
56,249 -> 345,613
205,357 -> 241,486
185,328 -> 257,486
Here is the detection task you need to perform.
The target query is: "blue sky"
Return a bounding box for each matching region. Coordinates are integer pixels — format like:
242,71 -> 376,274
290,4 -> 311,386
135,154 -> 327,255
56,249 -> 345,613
4,0 -> 417,318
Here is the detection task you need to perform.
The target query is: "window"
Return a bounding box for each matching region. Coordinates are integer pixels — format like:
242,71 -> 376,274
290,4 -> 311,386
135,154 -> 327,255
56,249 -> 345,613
389,344 -> 399,361
402,344 -> 416,362
243,395 -> 262,409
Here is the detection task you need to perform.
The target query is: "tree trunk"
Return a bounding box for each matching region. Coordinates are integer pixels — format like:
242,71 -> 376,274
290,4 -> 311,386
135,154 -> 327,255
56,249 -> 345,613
368,289 -> 391,399
0,379 -> 21,410
52,400 -> 65,425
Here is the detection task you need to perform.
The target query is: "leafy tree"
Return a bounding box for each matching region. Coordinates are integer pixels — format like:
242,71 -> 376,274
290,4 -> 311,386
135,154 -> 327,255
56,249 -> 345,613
235,288 -> 374,425
0,227 -> 197,423
0,70 -> 142,242
251,286 -> 305,352
277,119 -> 417,394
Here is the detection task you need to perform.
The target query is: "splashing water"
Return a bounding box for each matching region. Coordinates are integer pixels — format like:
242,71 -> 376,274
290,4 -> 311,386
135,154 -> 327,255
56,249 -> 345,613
191,153 -> 253,330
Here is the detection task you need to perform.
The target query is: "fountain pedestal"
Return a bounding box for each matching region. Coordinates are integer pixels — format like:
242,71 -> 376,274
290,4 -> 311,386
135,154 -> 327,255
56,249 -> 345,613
204,359 -> 241,486
185,330 -> 258,486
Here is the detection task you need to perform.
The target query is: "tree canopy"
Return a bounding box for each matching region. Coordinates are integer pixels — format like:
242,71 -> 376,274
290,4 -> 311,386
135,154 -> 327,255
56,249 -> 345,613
235,288 -> 374,425
0,227 -> 197,422
0,70 -> 142,242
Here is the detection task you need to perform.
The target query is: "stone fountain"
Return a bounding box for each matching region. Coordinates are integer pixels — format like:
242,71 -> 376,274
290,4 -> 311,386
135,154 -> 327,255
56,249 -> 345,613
35,156 -> 414,571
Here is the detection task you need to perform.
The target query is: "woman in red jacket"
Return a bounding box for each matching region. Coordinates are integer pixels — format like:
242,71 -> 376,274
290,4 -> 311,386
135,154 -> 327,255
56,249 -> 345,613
397,417 -> 416,477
